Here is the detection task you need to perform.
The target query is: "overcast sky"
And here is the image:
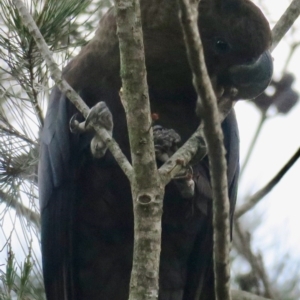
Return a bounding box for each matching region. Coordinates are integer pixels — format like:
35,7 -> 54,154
235,0 -> 300,278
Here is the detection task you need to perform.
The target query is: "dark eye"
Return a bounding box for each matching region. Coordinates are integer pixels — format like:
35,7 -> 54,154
213,38 -> 230,55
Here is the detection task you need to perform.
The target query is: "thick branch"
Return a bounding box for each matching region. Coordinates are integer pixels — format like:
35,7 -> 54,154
177,1 -> 231,300
235,147 -> 300,218
114,1 -> 158,192
12,0 -> 133,181
114,1 -> 163,299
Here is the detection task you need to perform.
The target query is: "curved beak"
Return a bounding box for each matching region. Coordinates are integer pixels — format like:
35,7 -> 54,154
228,50 -> 273,99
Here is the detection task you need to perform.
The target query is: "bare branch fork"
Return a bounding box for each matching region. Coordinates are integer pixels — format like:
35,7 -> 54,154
11,0 -> 202,186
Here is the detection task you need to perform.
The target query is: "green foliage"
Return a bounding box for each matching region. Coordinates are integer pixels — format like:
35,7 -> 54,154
0,244 -> 45,300
0,1 -> 112,299
0,0 -> 112,202
0,0 -> 94,119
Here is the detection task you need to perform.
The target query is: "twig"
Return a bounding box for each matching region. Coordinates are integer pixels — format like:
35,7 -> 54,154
28,54 -> 44,127
0,124 -> 38,146
177,1 -> 231,299
239,112 -> 267,178
231,290 -> 272,300
282,41 -> 300,73
271,0 -> 300,52
235,147 -> 300,219
0,190 -> 40,228
233,220 -> 276,299
12,0 -> 133,181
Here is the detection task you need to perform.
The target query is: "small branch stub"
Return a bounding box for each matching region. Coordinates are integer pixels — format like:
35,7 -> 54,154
137,194 -> 154,205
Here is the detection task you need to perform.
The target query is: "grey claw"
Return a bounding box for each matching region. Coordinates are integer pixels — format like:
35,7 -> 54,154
70,102 -> 114,159
69,113 -> 86,133
86,102 -> 114,158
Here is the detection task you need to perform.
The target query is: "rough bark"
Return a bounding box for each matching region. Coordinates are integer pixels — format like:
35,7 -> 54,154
177,1 -> 232,299
114,1 -> 164,299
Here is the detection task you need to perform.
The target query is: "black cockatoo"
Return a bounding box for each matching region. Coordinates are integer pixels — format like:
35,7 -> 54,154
38,0 -> 272,299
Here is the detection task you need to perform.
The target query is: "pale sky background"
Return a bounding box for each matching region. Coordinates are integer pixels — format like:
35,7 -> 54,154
234,0 -> 300,282
0,0 -> 299,291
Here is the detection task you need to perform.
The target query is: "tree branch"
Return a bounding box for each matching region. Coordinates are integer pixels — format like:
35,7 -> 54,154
177,1 -> 232,299
239,112 -> 267,178
11,0 -> 133,181
237,0 -> 300,215
114,0 -> 163,299
235,147 -> 300,218
159,98 -> 233,185
231,290 -> 272,300
159,126 -> 206,184
0,124 -> 38,147
233,220 -> 276,299
271,0 -> 300,52
0,190 -> 40,228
